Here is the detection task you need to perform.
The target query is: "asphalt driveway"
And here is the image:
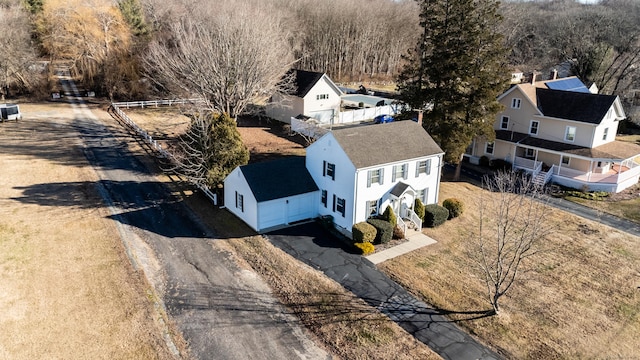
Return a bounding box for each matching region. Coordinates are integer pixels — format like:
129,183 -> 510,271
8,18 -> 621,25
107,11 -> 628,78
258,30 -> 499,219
266,222 -> 501,360
60,75 -> 331,360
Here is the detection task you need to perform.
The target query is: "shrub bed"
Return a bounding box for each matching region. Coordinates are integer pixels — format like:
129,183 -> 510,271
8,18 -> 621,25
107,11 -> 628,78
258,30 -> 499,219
354,242 -> 375,255
367,218 -> 393,244
442,198 -> 464,219
352,222 -> 377,243
424,204 -> 449,227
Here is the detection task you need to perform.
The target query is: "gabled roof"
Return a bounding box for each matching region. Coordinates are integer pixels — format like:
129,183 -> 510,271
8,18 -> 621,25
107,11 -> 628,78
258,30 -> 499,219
240,156 -> 318,202
291,69 -> 325,97
330,121 -> 443,169
286,69 -> 342,99
536,88 -> 617,124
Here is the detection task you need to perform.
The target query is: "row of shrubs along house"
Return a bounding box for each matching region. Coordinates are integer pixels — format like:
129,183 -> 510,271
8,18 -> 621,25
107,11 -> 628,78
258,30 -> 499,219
222,70 -> 640,239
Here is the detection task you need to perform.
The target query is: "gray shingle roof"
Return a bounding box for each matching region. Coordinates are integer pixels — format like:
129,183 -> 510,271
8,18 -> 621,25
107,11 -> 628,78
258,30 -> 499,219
331,121 -> 443,169
240,156 -> 318,202
536,88 -> 617,124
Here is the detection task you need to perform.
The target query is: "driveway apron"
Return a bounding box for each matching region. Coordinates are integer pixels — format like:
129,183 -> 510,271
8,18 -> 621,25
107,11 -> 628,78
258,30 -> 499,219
267,223 -> 501,360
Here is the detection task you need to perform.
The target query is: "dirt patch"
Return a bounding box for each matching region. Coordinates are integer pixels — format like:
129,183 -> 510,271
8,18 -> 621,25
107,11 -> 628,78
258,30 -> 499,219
0,103 -> 177,359
122,107 -> 307,164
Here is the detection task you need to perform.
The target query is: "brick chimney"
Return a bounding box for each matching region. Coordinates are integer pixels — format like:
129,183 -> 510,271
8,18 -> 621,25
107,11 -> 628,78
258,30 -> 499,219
550,68 -> 558,80
417,110 -> 423,125
530,71 -> 537,85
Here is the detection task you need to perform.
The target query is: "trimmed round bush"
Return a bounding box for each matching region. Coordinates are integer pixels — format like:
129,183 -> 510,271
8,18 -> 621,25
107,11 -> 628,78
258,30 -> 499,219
479,155 -> 490,167
352,222 -> 377,243
393,225 -> 405,240
354,242 -> 375,255
442,198 -> 464,219
414,198 -> 426,220
367,218 -> 393,244
424,204 -> 449,227
381,205 -> 397,228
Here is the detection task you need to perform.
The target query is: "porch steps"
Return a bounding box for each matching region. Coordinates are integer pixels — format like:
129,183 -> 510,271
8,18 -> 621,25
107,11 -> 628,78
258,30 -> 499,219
532,171 -> 548,186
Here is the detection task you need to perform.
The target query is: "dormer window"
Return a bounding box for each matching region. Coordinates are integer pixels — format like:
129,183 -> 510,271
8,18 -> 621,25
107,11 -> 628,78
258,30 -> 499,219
565,126 -> 576,142
500,116 -> 509,129
511,98 -> 521,109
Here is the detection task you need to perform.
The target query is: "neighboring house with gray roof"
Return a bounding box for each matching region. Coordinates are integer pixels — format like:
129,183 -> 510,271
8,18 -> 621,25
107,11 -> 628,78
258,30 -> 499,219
265,69 -> 343,124
224,120 -> 444,236
467,76 -> 640,193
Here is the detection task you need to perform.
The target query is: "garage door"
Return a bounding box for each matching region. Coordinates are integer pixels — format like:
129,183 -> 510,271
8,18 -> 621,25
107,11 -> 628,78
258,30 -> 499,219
258,201 -> 286,230
286,193 -> 317,224
308,109 -> 334,124
258,193 -> 318,231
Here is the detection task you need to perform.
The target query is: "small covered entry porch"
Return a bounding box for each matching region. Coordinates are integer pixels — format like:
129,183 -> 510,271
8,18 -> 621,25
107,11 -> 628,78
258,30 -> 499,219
381,182 -> 423,234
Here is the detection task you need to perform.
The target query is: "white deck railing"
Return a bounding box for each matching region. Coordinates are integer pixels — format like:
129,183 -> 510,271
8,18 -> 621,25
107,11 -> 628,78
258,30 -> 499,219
404,208 -> 422,231
396,216 -> 407,236
514,156 -> 543,173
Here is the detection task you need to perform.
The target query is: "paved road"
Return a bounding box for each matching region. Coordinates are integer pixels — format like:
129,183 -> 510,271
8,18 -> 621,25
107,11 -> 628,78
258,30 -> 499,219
267,223 -> 501,360
59,75 -> 330,360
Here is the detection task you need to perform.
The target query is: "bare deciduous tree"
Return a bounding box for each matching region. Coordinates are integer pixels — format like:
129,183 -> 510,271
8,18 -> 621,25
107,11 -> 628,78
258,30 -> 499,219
470,171 -> 553,315
143,1 -> 294,119
37,0 -> 134,97
0,3 -> 37,98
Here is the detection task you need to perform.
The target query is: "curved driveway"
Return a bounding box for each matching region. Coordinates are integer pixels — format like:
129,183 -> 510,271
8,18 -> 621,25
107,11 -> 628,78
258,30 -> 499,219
60,75 -> 330,360
267,223 -> 500,360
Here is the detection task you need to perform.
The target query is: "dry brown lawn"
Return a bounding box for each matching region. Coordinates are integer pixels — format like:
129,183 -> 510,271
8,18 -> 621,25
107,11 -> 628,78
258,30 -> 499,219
380,181 -> 640,359
0,103 -> 178,359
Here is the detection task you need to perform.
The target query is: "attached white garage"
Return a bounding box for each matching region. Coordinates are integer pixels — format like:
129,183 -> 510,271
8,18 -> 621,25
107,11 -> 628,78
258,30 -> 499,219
224,157 -> 319,233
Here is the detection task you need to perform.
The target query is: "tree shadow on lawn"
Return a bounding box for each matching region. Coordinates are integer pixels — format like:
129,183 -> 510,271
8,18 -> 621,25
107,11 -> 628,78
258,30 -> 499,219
11,180 -> 213,239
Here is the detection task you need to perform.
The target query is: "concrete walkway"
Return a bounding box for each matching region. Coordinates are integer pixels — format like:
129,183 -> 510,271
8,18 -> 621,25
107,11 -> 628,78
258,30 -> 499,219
267,223 -> 501,360
366,232 -> 437,264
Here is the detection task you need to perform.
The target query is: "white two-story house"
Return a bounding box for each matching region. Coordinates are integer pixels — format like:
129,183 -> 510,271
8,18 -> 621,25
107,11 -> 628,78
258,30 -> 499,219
265,69 -> 343,124
468,76 -> 640,193
224,120 -> 444,237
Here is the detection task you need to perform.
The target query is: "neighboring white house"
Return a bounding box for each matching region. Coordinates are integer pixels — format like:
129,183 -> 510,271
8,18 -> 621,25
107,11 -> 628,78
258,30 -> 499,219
265,69 -> 343,124
224,120 -> 445,237
224,157 -> 320,232
467,76 -> 640,193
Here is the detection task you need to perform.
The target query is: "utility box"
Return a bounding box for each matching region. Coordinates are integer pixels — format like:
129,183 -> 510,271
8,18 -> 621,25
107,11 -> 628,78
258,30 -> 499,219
0,104 -> 21,122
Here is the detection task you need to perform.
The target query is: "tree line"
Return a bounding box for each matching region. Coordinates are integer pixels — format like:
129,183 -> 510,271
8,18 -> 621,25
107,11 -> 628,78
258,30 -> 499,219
0,0 -> 634,104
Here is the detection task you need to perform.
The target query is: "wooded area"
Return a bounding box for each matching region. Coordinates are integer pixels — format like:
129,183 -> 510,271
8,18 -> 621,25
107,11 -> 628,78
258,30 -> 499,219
3,0 -> 640,116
